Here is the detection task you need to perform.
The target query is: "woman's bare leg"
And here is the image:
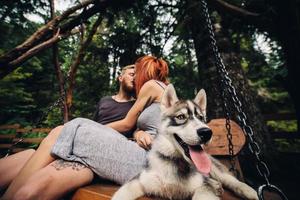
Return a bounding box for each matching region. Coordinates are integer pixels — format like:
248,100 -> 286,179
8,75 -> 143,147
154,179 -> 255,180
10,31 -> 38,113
0,149 -> 35,189
12,159 -> 94,200
2,125 -> 64,199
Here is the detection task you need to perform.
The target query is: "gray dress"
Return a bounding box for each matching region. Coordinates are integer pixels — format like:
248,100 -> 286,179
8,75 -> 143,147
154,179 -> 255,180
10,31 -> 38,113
51,103 -> 161,184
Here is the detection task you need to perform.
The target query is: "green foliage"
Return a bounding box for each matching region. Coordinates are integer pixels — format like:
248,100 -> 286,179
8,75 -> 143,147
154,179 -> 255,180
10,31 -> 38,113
267,120 -> 297,132
167,39 -> 200,99
0,0 -> 49,24
275,139 -> 300,153
0,68 -> 35,123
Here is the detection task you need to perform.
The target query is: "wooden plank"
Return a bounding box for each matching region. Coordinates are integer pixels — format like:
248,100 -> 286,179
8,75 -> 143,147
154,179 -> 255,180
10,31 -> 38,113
0,144 -> 11,149
205,119 -> 246,156
12,137 -> 44,144
71,184 -> 157,200
217,157 -> 244,180
0,124 -> 20,129
16,128 -> 52,134
71,183 -> 244,200
0,134 -> 16,140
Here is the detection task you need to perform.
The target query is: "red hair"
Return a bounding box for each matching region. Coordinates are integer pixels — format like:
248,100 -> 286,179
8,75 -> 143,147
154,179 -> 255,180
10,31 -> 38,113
134,55 -> 169,95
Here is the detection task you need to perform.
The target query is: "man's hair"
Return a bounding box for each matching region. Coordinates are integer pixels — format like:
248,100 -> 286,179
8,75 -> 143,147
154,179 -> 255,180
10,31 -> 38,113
120,64 -> 135,75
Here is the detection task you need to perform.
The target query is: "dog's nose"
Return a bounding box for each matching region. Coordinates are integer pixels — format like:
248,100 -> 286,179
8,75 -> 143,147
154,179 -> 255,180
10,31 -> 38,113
197,128 -> 212,143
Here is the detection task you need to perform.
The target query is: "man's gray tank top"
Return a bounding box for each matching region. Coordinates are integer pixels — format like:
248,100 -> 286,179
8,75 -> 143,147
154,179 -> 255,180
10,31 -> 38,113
136,80 -> 166,136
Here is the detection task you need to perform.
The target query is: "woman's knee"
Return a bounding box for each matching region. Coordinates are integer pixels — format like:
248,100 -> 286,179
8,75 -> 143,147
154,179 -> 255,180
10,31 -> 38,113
39,125 -> 64,150
12,185 -> 36,200
12,173 -> 56,200
12,178 -> 48,200
23,148 -> 35,156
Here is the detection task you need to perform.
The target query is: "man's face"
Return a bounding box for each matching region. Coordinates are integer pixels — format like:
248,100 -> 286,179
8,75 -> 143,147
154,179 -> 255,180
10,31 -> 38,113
119,68 -> 135,93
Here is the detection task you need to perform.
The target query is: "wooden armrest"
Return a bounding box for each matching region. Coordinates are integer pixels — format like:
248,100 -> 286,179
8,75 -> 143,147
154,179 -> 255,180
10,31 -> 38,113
205,118 -> 246,156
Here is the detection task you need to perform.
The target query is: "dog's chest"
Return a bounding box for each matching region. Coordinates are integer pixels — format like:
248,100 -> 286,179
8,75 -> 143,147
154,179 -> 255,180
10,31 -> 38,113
151,171 -> 191,199
144,161 -> 204,199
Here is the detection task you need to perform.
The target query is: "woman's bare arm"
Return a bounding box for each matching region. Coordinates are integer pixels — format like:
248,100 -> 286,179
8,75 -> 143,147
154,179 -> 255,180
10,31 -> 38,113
107,80 -> 163,133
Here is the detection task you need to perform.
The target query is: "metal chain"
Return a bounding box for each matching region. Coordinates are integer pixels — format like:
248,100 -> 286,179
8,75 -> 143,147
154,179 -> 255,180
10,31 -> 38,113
199,0 -> 288,199
219,78 -> 240,179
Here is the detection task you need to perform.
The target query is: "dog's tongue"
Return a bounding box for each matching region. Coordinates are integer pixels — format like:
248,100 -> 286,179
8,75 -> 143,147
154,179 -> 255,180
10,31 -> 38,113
189,146 -> 211,175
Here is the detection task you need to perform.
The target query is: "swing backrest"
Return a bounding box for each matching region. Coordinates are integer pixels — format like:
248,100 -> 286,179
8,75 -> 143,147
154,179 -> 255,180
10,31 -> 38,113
206,118 -> 246,156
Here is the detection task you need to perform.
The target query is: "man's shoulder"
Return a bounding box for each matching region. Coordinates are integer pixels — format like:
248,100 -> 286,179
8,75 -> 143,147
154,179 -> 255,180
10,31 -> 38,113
100,96 -> 113,101
97,96 -> 113,105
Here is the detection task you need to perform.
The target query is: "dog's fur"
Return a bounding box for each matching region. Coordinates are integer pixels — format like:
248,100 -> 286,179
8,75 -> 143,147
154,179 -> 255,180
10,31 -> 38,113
112,84 -> 258,200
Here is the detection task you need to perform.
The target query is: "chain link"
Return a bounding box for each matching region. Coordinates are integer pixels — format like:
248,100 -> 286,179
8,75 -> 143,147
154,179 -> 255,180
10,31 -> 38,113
220,74 -> 240,178
199,0 -> 288,199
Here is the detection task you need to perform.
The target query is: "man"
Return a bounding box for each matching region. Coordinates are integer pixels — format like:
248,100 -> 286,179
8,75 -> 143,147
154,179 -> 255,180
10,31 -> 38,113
93,64 -> 136,137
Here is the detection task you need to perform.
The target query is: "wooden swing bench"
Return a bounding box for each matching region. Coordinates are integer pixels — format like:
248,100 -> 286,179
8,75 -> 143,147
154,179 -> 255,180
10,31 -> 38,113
0,119 -> 248,200
71,118 -> 246,200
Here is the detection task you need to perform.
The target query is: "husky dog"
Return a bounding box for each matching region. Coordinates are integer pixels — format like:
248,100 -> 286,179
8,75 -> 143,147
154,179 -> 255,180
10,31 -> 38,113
112,84 -> 258,200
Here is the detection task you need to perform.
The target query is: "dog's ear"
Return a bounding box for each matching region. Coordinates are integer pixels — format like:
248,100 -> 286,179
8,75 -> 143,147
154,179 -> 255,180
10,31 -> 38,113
161,84 -> 179,110
194,89 -> 207,115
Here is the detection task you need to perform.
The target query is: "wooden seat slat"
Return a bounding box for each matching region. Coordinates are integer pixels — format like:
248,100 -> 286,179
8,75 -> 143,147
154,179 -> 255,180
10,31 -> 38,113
0,124 -> 20,129
71,183 -> 243,200
0,134 -> 16,140
12,137 -> 44,144
16,128 -> 52,134
0,126 -> 50,156
0,144 -> 12,149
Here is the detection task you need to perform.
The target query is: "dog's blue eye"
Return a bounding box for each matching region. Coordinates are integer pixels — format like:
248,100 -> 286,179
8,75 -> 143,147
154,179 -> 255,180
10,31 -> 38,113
176,114 -> 186,120
195,113 -> 204,121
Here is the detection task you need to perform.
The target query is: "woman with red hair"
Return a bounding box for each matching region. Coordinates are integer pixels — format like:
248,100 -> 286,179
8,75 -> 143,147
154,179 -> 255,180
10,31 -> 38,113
2,55 -> 170,200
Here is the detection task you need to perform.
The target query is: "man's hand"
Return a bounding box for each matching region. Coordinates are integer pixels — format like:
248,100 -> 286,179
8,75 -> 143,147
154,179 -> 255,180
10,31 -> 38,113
134,130 -> 153,150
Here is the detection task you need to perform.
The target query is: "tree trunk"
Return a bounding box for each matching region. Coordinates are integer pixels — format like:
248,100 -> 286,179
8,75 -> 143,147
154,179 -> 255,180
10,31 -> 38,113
49,0 -> 69,122
209,0 -> 300,134
274,0 -> 300,134
186,0 -> 273,156
66,15 -> 102,119
0,0 -> 135,79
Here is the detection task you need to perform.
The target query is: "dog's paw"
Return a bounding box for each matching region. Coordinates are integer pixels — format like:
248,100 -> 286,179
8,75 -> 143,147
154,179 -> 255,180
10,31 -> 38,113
211,181 -> 224,196
215,185 -> 224,197
238,184 -> 258,200
207,179 -> 223,197
245,189 -> 258,200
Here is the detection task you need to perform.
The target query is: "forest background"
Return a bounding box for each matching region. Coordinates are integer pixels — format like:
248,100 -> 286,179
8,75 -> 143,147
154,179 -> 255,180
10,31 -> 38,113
0,0 -> 299,199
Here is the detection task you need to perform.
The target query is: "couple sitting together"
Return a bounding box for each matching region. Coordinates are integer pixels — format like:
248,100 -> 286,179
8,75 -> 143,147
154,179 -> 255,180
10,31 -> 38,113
0,55 -> 170,199
1,55 -> 259,200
